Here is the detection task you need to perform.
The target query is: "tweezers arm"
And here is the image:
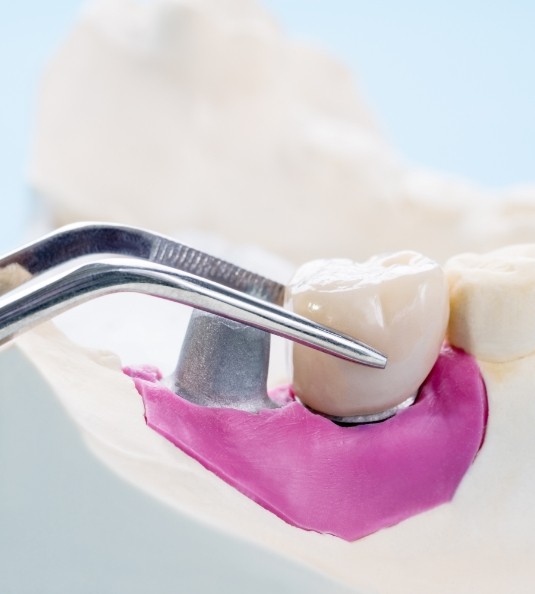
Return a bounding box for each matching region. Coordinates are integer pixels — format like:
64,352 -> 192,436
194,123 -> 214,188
0,222 -> 285,303
0,258 -> 387,369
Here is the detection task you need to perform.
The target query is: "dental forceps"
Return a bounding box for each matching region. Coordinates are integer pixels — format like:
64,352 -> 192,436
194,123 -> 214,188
0,222 -> 386,366
0,223 -> 386,414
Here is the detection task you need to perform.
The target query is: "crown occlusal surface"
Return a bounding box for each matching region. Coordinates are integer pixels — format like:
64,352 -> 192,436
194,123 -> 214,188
286,252 -> 449,417
446,244 -> 535,362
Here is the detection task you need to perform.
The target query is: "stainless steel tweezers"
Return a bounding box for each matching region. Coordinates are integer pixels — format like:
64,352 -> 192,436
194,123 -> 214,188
0,223 -> 386,368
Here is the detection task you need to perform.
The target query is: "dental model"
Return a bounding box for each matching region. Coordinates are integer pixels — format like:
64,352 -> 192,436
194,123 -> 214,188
31,0 -> 535,263
4,238 -> 535,592
286,252 -> 449,419
9,0 -> 534,591
0,231 -> 485,542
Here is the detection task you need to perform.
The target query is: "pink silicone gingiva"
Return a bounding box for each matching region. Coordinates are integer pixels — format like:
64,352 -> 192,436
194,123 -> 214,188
125,345 -> 487,541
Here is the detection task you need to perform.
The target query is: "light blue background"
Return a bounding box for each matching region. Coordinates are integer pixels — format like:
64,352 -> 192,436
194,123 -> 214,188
264,0 -> 535,186
1,1 -> 534,252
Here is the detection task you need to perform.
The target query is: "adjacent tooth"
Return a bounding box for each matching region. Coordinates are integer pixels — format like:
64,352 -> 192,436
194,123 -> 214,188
285,252 -> 449,417
446,244 -> 535,362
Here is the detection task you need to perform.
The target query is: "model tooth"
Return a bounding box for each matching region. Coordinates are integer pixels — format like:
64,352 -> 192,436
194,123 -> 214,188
446,244 -> 535,362
286,252 -> 449,417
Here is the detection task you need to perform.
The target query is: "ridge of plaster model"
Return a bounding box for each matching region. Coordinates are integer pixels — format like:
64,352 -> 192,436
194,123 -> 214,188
31,0 -> 535,263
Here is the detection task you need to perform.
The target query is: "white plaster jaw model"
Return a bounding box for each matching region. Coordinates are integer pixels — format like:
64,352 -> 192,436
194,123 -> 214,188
30,0 -> 535,263
5,0 -> 535,591
3,240 -> 535,593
